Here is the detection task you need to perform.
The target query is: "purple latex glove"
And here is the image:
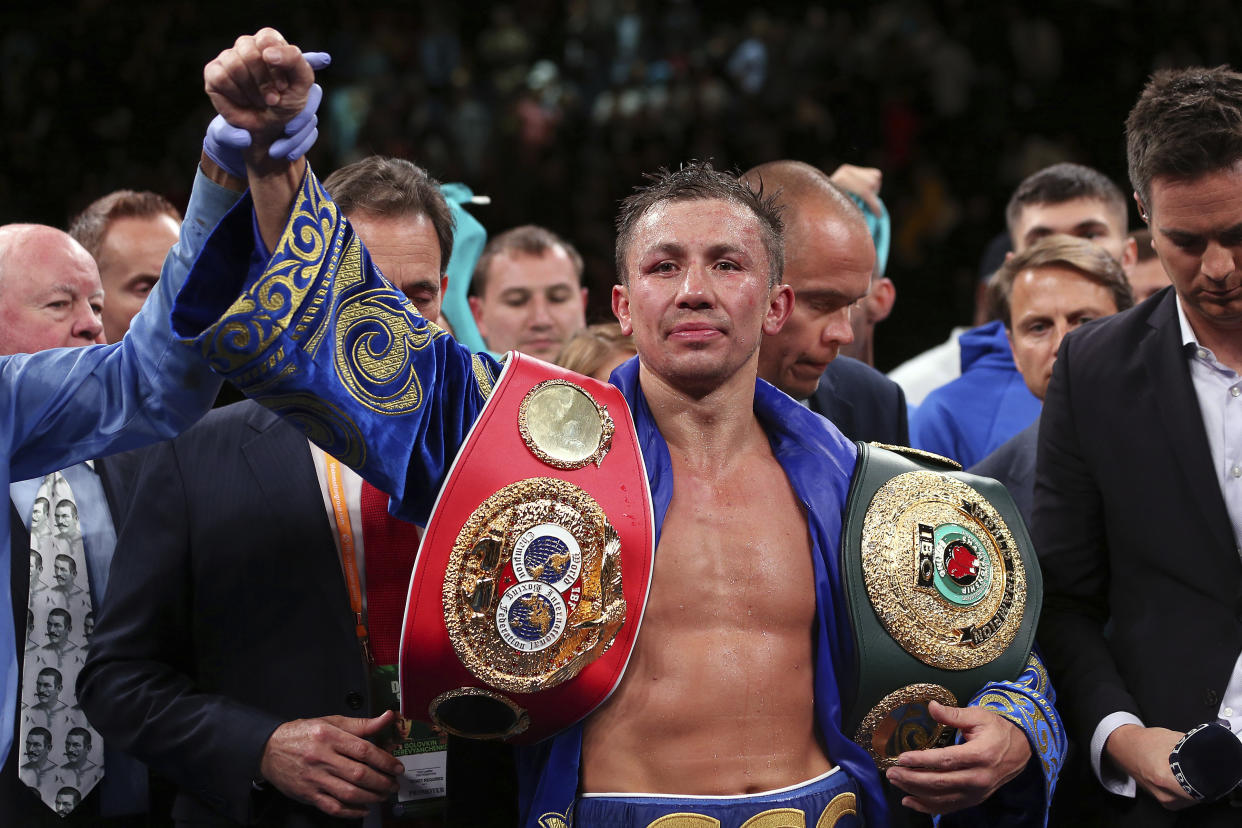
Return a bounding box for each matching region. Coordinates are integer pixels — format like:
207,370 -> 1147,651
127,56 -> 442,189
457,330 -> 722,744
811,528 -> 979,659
202,51 -> 331,177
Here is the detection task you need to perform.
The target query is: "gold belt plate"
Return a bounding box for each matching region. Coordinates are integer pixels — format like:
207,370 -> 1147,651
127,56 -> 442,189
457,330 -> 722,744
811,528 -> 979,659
443,478 -> 626,694
861,471 -> 1026,671
855,683 -> 959,768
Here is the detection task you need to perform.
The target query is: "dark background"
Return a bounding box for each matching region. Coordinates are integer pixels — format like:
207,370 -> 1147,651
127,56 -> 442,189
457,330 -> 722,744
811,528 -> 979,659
1,0 -> 1236,369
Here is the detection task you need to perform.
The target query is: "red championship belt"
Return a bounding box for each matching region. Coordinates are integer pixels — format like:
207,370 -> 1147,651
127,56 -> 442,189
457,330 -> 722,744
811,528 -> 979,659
399,352 -> 654,744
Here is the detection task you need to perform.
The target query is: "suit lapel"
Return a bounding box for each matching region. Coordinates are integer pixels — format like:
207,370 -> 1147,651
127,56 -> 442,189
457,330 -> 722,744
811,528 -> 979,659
240,405 -> 357,641
811,368 -> 854,426
1141,293 -> 1236,555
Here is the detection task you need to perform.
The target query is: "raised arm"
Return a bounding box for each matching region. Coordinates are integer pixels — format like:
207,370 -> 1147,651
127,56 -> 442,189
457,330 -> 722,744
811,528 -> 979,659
204,27 -> 315,252
174,29 -> 499,521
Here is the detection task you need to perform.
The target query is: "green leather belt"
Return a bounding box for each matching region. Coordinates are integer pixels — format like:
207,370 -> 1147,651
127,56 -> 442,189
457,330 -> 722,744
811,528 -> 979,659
840,442 -> 1042,768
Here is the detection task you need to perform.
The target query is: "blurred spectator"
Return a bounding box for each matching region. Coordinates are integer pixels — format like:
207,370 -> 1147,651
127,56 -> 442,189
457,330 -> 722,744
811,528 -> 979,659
68,190 -> 181,344
469,225 -> 588,361
1126,228 -> 1172,302
556,322 -> 636,381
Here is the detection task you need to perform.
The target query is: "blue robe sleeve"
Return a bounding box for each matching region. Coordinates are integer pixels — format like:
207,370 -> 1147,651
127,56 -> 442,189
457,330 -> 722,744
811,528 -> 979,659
3,167 -> 237,480
170,165 -> 500,522
0,165 -> 237,770
938,651 -> 1067,828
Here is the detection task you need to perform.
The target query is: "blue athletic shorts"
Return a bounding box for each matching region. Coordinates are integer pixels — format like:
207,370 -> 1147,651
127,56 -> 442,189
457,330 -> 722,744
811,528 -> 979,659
573,766 -> 864,827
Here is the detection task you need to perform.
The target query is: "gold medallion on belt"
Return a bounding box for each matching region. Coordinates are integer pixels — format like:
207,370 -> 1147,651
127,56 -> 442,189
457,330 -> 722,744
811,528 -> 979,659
861,470 -> 1026,671
441,379 -> 625,699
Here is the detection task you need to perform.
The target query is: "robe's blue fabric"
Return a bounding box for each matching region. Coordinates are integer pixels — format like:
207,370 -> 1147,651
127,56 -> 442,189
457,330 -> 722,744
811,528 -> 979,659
0,168 -> 237,767
171,166 -> 1064,827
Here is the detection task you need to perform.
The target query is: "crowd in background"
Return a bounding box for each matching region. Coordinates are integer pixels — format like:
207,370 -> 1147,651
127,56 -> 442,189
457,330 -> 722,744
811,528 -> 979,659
3,0 -> 1239,367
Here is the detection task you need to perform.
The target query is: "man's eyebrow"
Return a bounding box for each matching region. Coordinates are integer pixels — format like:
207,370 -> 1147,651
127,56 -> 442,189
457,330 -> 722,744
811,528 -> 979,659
703,243 -> 751,261
1161,221 -> 1242,238
642,241 -> 687,259
498,286 -> 532,298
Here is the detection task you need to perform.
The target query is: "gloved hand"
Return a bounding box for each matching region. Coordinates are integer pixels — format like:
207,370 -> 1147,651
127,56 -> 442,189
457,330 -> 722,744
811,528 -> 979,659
203,50 -> 330,177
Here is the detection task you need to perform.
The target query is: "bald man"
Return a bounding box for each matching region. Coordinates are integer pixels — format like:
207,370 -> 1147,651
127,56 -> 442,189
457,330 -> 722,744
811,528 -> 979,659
0,226 -> 106,354
743,161 -> 909,445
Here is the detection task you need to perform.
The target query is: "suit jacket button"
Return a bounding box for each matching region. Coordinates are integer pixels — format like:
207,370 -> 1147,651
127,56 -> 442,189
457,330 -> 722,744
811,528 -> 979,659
1206,688 -> 1221,707
346,690 -> 364,710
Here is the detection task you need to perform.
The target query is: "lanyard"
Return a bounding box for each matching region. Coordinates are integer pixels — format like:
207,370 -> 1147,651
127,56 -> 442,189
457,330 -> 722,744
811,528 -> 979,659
325,454 -> 371,665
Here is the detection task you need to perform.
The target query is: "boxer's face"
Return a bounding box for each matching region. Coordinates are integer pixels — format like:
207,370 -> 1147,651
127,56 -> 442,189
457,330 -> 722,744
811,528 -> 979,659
614,198 -> 792,397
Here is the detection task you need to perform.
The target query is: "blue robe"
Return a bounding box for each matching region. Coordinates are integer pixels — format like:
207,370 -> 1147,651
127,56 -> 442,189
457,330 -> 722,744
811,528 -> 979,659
170,167 -> 1065,827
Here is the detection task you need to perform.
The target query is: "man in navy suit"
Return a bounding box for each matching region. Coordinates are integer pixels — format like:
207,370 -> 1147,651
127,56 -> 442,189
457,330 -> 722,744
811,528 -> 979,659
78,156 -> 492,826
744,160 -> 909,446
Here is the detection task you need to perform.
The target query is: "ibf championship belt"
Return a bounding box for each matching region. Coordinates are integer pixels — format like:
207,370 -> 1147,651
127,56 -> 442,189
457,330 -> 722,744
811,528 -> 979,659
840,442 -> 1042,768
399,353 -> 654,744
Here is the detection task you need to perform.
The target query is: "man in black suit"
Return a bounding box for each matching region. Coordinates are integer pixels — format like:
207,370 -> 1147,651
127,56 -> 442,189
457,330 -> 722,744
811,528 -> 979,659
79,156 -> 490,826
742,160 -> 910,446
1035,66 -> 1242,825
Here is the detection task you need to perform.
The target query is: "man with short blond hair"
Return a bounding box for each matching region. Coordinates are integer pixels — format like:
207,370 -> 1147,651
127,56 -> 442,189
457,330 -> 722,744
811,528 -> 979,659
971,236 -> 1133,523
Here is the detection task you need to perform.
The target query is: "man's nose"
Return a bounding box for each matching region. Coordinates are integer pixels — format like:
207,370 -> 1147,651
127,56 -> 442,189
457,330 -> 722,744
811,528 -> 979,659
1202,241 -> 1236,281
73,302 -> 105,344
675,264 -> 715,308
821,307 -> 855,347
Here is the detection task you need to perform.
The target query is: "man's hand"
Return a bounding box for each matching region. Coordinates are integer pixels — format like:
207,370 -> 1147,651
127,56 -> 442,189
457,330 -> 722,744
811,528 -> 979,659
259,711 -> 405,819
204,28 -> 314,154
885,701 -> 1032,815
829,164 -> 883,215
1105,724 -> 1196,810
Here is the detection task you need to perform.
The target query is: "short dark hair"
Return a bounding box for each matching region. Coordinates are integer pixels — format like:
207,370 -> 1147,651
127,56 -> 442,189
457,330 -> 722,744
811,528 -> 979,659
989,235 -> 1134,328
54,554 -> 76,573
1127,66 -> 1242,210
37,667 -> 61,686
68,190 -> 182,261
469,225 -> 584,297
1005,163 -> 1128,239
28,727 -> 51,743
322,156 -> 454,276
55,499 -> 77,518
615,160 -> 785,286
66,727 -> 91,746
48,608 -> 71,627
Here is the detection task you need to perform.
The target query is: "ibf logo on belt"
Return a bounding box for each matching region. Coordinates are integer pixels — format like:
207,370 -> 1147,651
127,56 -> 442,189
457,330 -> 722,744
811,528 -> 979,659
496,524 -> 584,653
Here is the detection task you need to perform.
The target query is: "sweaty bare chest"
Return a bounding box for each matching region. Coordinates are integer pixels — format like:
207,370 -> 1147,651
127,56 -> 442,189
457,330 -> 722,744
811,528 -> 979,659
649,462 -> 817,632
